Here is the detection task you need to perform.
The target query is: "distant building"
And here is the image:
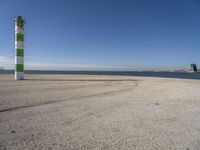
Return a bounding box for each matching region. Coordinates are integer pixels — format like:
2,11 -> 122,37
191,64 -> 198,72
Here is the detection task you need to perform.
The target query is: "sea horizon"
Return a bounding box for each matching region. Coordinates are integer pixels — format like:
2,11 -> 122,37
1,69 -> 200,80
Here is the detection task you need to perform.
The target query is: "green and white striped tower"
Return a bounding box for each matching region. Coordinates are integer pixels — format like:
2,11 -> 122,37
15,16 -> 24,80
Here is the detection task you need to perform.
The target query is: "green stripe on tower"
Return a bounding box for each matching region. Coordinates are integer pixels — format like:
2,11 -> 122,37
15,64 -> 24,72
16,19 -> 24,26
16,49 -> 24,56
16,33 -> 24,41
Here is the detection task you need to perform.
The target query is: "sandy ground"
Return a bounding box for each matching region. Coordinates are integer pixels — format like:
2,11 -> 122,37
0,74 -> 200,150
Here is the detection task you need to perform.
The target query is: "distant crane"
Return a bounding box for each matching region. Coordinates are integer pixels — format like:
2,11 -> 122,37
0,67 -> 4,70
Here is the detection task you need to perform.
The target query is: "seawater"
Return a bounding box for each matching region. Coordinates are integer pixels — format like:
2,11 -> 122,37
1,70 -> 200,80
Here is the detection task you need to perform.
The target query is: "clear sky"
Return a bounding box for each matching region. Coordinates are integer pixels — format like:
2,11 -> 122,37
1,0 -> 200,71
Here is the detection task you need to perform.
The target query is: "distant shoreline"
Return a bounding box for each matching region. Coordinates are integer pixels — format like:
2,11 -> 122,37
1,70 -> 200,80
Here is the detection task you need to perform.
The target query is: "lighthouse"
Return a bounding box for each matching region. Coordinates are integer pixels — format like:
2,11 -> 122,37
15,16 -> 24,80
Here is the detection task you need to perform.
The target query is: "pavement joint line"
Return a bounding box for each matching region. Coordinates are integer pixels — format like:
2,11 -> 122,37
0,81 -> 118,89
0,79 -> 140,88
0,82 -> 123,95
0,83 -> 138,113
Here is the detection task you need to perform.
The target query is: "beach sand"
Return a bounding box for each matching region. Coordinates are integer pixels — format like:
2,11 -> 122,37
1,74 -> 200,150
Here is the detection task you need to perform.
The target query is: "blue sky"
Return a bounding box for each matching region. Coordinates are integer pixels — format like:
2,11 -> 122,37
1,0 -> 200,70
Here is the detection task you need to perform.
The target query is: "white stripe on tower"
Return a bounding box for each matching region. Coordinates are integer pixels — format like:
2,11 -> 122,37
15,16 -> 24,80
15,56 -> 24,64
15,41 -> 24,49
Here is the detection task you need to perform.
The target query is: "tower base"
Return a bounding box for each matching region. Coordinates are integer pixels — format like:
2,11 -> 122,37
15,72 -> 24,80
